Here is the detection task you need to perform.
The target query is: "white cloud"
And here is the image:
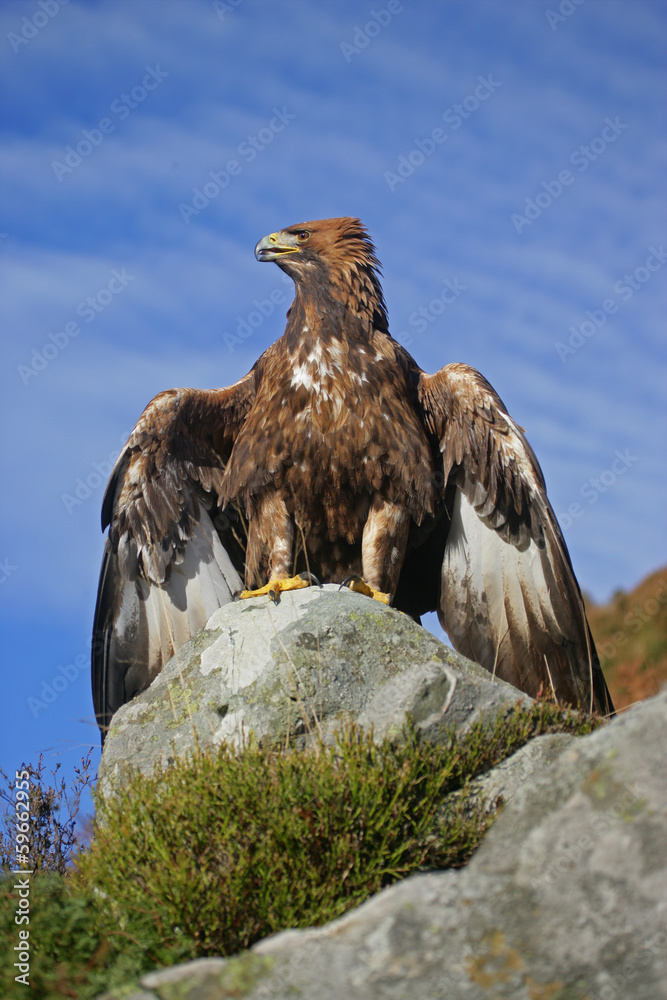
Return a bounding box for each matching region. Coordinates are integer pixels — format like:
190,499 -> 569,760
1,0 -> 665,781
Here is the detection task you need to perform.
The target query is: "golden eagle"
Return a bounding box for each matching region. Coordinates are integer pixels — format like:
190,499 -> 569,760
92,217 -> 613,741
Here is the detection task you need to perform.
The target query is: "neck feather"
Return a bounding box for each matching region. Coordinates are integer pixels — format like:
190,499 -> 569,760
285,260 -> 388,350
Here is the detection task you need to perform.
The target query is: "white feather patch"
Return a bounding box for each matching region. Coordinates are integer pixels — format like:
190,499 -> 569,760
116,510 -> 242,683
439,490 -> 559,690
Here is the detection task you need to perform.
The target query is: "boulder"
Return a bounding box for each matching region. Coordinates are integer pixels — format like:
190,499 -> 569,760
452,729 -> 576,817
106,687 -> 667,1000
98,584 -> 530,794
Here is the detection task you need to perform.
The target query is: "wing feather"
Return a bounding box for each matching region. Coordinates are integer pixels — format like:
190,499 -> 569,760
418,363 -> 613,715
92,377 -> 254,742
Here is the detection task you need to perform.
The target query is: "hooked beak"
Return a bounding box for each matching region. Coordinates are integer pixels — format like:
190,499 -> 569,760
254,231 -> 301,262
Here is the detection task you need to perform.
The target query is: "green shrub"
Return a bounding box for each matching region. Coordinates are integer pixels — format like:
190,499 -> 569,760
0,872 -> 147,1000
0,701 -> 602,999
80,726 -> 489,962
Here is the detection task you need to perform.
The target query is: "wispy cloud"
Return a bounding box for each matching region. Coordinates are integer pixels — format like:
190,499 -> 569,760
1,0 -> 664,792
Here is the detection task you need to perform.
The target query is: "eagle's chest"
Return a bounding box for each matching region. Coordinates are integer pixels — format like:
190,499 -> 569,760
286,342 -> 368,436
225,334 -> 432,515
274,336 -> 405,467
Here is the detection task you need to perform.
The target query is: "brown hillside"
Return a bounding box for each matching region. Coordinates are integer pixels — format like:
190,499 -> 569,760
585,566 -> 667,711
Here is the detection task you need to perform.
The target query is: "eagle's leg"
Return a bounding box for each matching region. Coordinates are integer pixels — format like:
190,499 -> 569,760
355,496 -> 410,604
239,493 -> 313,602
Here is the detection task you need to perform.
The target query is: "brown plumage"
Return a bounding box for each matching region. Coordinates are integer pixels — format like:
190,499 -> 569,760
92,217 -> 613,742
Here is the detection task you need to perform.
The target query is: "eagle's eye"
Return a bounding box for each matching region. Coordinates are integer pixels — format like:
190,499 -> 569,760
294,230 -> 310,243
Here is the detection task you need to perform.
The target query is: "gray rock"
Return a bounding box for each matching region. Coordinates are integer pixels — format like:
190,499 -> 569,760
102,688 -> 667,1000
98,585 -> 530,794
138,955 -> 274,997
462,730 -> 575,814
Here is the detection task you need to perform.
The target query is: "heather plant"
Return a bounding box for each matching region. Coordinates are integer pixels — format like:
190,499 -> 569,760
0,751 -> 93,874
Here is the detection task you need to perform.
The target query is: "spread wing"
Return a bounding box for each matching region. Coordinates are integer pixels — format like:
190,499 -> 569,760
92,375 -> 255,742
418,363 -> 613,715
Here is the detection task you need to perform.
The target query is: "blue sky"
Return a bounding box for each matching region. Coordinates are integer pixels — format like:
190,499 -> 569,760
1,0 -> 665,803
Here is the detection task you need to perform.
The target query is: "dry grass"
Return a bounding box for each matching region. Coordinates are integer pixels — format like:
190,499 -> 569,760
585,565 -> 667,709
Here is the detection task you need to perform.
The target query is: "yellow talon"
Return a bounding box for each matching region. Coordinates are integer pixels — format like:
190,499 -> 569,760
341,577 -> 391,605
239,573 -> 315,603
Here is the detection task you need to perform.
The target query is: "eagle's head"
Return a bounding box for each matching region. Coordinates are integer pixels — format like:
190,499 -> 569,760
255,217 -> 388,332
